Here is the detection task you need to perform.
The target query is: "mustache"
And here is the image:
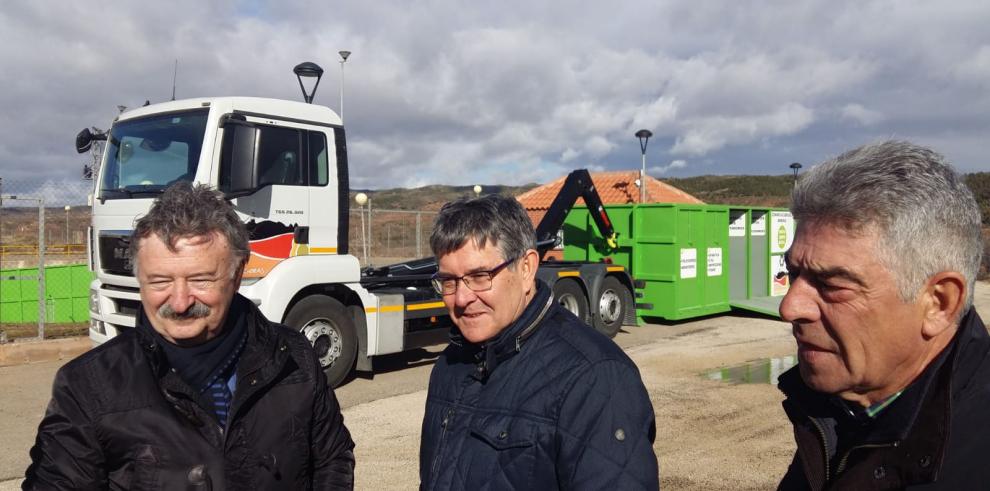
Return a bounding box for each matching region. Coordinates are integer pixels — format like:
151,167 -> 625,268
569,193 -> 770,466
158,301 -> 211,320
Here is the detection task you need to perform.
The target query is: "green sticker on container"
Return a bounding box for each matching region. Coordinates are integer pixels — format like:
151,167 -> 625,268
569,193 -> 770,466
777,225 -> 787,249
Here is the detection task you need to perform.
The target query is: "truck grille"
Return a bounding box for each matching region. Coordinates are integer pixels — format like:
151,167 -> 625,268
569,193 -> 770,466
99,233 -> 134,276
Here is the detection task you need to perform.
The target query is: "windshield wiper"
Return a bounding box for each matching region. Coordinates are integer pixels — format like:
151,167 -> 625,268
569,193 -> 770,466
98,187 -> 166,200
100,188 -> 133,198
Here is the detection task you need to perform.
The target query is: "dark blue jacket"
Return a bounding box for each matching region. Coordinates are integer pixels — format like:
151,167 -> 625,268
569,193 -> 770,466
420,281 -> 659,490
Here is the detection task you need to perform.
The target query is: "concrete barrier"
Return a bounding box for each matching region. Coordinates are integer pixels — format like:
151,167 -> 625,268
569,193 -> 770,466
0,336 -> 90,367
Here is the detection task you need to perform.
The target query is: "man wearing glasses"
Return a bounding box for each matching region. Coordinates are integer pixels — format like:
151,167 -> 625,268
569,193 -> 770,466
419,194 -> 658,490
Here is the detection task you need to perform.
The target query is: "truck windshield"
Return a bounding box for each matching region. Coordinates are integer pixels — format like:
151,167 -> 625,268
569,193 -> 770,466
99,109 -> 209,199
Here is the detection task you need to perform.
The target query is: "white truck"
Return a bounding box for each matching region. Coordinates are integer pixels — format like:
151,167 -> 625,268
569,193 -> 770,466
78,66 -> 636,387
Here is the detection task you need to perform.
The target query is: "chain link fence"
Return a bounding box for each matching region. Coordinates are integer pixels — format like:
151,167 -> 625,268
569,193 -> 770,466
348,208 -> 438,267
0,178 -> 93,341
0,174 -> 439,341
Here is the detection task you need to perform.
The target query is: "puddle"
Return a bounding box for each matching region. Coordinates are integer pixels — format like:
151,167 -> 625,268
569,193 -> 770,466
704,355 -> 797,385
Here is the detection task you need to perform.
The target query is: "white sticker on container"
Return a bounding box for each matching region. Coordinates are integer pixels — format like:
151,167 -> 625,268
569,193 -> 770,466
729,211 -> 747,237
770,211 -> 795,254
770,254 -> 790,296
751,213 -> 767,236
680,248 -> 697,279
707,247 -> 722,276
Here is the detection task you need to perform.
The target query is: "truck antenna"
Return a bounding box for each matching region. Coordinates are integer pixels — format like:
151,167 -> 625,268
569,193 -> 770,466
171,59 -> 178,101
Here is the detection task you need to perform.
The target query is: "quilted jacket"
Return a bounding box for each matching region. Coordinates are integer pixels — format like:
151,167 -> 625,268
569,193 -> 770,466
778,308 -> 990,490
24,294 -> 355,490
419,281 -> 659,490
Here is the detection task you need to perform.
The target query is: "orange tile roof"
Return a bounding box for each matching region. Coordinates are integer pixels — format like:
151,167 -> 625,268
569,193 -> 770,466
517,170 -> 703,231
516,171 -> 703,227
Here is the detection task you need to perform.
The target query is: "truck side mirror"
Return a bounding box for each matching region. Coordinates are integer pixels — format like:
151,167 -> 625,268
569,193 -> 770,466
219,116 -> 260,197
75,127 -> 107,154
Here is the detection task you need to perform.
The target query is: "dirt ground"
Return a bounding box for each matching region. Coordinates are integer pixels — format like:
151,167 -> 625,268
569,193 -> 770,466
2,282 -> 988,490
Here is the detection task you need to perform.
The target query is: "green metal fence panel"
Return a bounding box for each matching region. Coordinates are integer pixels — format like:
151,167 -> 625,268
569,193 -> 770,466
0,264 -> 93,323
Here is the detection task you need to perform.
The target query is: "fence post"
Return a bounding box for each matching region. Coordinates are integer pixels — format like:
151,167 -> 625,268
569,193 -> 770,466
416,212 -> 422,258
367,200 -> 373,263
38,198 -> 45,340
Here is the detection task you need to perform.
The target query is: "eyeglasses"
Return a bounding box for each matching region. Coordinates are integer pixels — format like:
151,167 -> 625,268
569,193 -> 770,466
431,257 -> 518,295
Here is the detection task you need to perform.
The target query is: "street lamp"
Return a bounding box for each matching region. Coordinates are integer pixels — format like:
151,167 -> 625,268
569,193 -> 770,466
293,61 -> 324,104
635,129 -> 653,203
339,50 -> 351,122
355,192 -> 368,265
789,162 -> 802,188
64,205 -> 71,245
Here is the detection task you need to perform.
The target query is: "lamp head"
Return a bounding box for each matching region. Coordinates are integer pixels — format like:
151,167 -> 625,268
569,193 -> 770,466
293,61 -> 324,103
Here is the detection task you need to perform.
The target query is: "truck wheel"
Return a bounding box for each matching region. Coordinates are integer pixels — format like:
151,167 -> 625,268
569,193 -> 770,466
553,279 -> 589,324
593,276 -> 628,338
284,295 -> 357,388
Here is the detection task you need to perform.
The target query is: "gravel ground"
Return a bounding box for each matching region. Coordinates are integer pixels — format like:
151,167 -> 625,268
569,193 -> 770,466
2,282 -> 988,490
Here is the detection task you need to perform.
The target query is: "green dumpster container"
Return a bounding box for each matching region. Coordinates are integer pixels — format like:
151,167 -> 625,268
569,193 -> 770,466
564,203 -> 795,322
726,208 -> 794,317
563,203 -> 730,321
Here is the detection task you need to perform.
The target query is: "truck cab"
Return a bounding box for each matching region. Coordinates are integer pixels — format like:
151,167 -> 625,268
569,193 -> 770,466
85,97 -> 443,386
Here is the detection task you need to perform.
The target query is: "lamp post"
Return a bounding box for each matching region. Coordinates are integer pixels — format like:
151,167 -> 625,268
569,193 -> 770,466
293,61 -> 324,104
355,192 -> 368,265
789,162 -> 802,188
635,129 -> 653,203
339,50 -> 351,122
64,205 -> 71,245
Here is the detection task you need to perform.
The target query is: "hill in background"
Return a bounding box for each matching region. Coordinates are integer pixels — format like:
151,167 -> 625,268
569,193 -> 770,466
350,183 -> 539,211
354,172 -> 989,226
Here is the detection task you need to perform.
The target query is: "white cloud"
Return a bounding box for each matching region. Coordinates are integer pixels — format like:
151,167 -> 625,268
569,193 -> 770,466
3,0 -> 990,195
671,103 -> 815,156
840,104 -> 884,126
649,159 -> 688,175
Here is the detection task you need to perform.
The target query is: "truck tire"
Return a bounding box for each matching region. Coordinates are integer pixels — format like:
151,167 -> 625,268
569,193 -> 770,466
593,276 -> 628,338
553,279 -> 589,324
284,295 -> 357,388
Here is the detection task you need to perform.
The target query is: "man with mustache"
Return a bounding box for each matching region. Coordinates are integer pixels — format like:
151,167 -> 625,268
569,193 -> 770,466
25,182 -> 354,489
419,194 -> 658,490
777,140 -> 987,489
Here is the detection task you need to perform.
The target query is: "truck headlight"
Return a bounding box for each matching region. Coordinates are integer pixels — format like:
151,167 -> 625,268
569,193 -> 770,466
89,288 -> 101,315
90,319 -> 106,335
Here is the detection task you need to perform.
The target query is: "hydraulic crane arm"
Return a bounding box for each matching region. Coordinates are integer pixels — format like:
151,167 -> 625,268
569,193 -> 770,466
534,169 -> 618,259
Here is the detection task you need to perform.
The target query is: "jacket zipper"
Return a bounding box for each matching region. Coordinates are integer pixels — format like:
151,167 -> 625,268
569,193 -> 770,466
429,407 -> 456,487
807,416 -> 831,484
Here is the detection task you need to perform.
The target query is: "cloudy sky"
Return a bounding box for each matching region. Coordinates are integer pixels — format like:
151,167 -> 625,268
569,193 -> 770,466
1,0 -> 988,199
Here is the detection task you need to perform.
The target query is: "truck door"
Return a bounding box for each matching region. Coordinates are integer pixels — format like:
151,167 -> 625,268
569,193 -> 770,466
223,118 -> 332,279
305,128 -> 341,256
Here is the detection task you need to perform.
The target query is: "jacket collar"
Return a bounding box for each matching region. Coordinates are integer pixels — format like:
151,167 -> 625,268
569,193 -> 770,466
450,280 -> 554,381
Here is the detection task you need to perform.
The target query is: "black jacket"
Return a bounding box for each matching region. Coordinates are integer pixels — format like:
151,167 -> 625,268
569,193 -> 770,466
419,281 -> 659,490
24,294 -> 355,490
778,308 -> 990,490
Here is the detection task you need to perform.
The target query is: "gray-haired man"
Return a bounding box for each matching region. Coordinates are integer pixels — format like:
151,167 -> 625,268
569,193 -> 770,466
777,141 -> 987,489
26,182 -> 354,489
419,194 -> 659,490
